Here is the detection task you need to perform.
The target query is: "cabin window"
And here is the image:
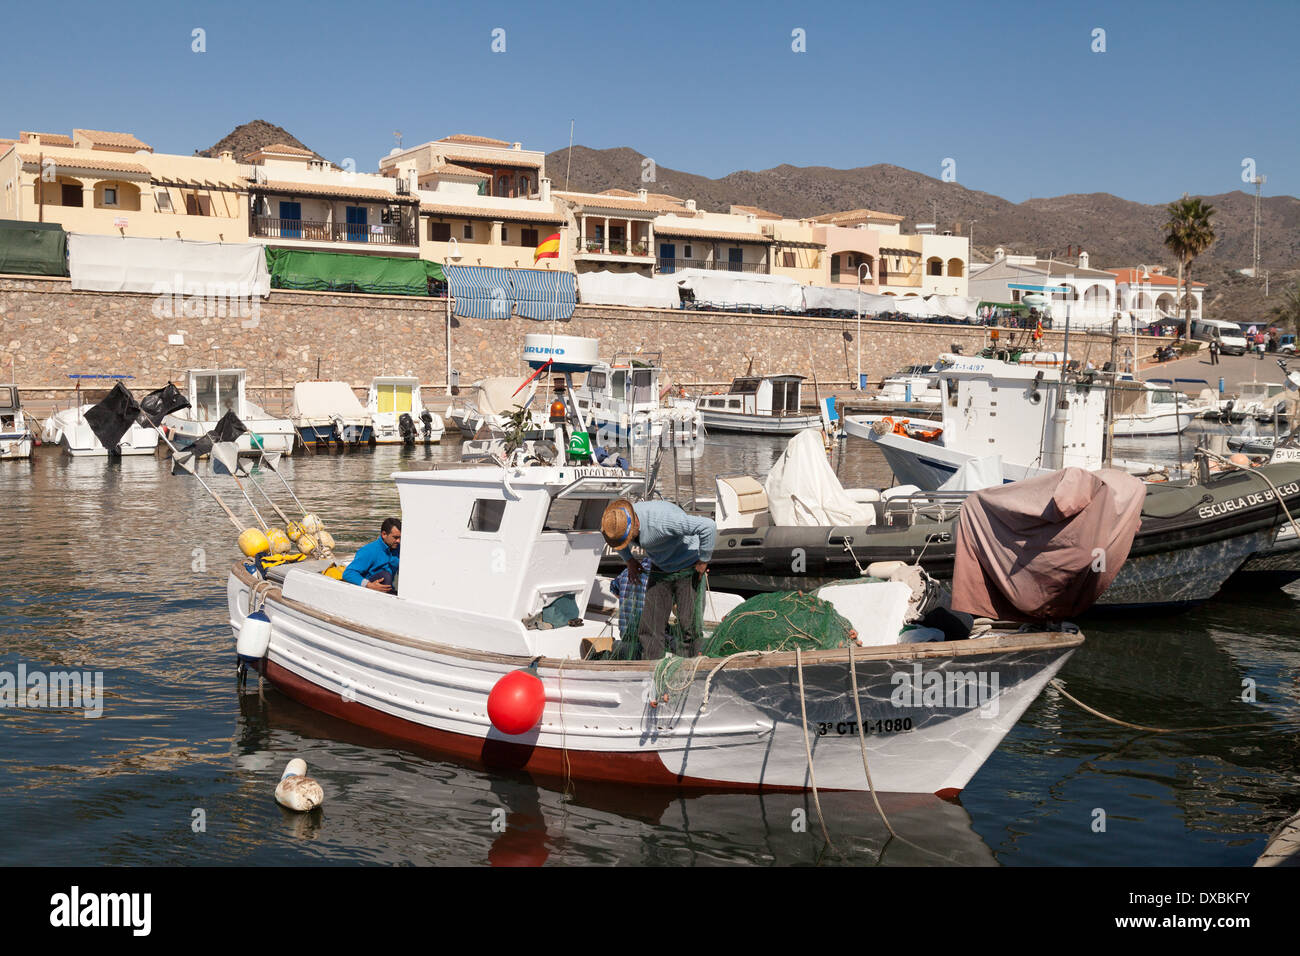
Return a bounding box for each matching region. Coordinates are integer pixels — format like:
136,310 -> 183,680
468,499 -> 506,533
728,398 -> 741,409
543,498 -> 605,533
586,370 -> 607,390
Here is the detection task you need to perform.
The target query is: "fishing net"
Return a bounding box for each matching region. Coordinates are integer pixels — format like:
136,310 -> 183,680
701,591 -> 855,657
616,566 -> 704,661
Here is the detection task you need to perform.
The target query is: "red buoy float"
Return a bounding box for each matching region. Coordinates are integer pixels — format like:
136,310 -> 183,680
487,666 -> 545,736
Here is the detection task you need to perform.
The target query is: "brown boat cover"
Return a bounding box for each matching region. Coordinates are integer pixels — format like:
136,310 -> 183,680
951,467 -> 1145,621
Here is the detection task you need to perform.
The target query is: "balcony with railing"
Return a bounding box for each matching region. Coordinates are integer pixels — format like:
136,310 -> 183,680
251,216 -> 417,247
575,237 -> 652,257
656,257 -> 767,274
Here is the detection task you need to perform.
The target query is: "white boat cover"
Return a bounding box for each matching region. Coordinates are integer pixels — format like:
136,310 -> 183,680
927,295 -> 981,320
470,376 -> 534,416
814,580 -> 915,646
671,269 -> 805,312
938,455 -> 1005,491
764,429 -> 877,527
291,382 -> 368,419
576,270 -> 680,309
68,234 -> 271,296
802,285 -> 875,312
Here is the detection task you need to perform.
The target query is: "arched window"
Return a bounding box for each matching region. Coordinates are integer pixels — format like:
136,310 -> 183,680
947,258 -> 964,278
927,256 -> 943,276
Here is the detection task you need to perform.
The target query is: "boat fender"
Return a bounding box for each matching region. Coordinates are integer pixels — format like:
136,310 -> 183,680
317,530 -> 335,551
296,533 -> 319,555
238,528 -> 271,558
274,758 -> 324,812
237,609 -> 272,661
266,528 -> 292,555
285,521 -> 304,542
301,513 -> 322,535
487,664 -> 545,736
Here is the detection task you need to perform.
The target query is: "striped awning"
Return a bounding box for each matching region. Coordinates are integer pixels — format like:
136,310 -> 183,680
509,268 -> 576,321
446,265 -> 512,319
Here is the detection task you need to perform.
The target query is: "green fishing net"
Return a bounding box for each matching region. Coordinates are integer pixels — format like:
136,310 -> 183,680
701,590 -> 856,657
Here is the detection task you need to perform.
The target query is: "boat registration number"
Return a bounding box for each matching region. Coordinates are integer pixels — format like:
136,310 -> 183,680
816,717 -> 913,737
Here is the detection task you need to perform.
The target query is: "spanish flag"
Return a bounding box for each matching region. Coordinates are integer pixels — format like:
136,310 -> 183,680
533,232 -> 561,264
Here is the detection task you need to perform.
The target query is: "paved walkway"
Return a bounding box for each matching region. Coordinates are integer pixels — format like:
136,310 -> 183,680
1137,351 -> 1290,394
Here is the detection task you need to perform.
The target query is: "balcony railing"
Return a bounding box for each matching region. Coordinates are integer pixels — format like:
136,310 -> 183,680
576,238 -> 651,256
656,257 -> 767,274
251,216 -> 417,246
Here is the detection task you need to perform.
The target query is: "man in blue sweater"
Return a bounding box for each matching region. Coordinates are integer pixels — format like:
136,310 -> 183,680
602,498 -> 716,658
343,518 -> 401,593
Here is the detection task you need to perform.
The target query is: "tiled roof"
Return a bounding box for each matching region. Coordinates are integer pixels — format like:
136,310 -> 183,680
249,142 -> 316,158
424,162 -> 488,178
19,132 -> 74,147
553,191 -> 675,213
420,202 -> 565,224
438,149 -> 541,169
73,129 -> 152,151
1109,268 -> 1205,287
730,204 -> 782,219
601,188 -> 689,207
252,179 -> 408,202
654,225 -> 771,243
17,151 -> 150,175
439,134 -> 512,147
812,208 -> 904,224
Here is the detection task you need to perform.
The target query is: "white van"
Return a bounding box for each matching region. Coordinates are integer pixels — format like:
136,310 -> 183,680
1192,319 -> 1249,356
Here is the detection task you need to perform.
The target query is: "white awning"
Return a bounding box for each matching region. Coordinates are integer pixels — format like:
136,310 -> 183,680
68,234 -> 270,297
671,269 -> 804,311
576,270 -> 681,309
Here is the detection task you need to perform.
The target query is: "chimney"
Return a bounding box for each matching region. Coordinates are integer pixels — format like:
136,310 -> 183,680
219,149 -> 234,163
28,133 -> 40,146
685,199 -> 696,212
994,247 -> 1006,261
746,213 -> 756,224
539,177 -> 551,201
512,142 -> 522,150
408,169 -> 419,193
637,187 -> 648,202
1078,250 -> 1089,269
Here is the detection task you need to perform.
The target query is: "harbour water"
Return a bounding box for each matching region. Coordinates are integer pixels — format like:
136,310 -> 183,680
1,424 -> 1297,866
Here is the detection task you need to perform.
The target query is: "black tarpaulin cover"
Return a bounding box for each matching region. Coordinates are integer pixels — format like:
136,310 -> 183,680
84,381 -> 140,453
137,383 -> 190,427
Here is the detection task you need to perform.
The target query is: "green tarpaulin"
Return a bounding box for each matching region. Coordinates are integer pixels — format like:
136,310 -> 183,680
0,219 -> 68,277
265,248 -> 444,297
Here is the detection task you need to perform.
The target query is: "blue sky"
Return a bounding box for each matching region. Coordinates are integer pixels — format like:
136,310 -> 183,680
5,0 -> 1296,205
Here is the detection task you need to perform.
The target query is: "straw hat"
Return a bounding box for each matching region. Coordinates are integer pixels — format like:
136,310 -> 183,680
601,499 -> 639,549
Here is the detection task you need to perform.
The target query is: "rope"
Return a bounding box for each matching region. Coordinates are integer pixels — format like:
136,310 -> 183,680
1049,678 -> 1291,733
699,651 -> 766,711
795,646 -> 835,852
556,659 -> 573,797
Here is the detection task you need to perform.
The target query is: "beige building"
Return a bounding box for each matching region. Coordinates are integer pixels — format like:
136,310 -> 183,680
378,134 -> 544,199
0,129 -> 248,243
242,142 -> 419,256
554,188 -> 683,275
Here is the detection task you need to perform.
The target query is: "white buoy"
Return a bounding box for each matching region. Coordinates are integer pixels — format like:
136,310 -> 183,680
275,758 -> 324,812
237,610 -> 272,661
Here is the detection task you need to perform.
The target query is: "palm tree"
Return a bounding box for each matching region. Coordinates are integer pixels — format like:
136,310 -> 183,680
1272,280 -> 1300,336
1163,195 -> 1216,340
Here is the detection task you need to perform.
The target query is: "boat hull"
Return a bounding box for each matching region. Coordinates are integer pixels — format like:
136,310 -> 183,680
698,410 -> 823,435
229,566 -> 1079,795
0,431 -> 33,460
165,416 -> 296,456
1111,409 -> 1195,437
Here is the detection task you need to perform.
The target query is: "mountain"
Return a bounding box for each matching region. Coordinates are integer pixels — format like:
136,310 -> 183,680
545,146 -> 1300,272
198,120 -> 326,162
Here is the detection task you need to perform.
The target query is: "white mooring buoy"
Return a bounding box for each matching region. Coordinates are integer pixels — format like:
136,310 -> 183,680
274,758 -> 324,812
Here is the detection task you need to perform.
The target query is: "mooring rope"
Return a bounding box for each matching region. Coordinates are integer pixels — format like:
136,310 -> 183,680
1049,678 -> 1290,733
795,646 -> 835,852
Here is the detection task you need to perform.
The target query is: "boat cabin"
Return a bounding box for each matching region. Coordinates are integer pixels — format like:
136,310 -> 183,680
698,375 -> 805,417
186,369 -> 246,421
575,358 -> 663,422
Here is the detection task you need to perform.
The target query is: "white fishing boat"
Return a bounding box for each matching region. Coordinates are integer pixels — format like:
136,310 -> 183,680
41,405 -> 159,456
0,385 -> 34,460
1111,381 -> 1196,437
163,369 -> 296,456
559,339 -> 702,447
868,366 -> 943,406
843,353 -> 1160,490
226,460 -> 1082,796
697,374 -> 824,435
447,376 -> 544,438
367,376 -> 444,445
291,381 -> 373,448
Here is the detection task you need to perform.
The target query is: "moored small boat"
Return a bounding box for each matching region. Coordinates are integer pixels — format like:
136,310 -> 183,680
291,381 -> 373,448
0,385 -> 34,460
368,375 -> 444,445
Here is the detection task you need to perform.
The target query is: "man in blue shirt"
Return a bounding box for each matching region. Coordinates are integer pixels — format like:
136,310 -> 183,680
343,518 -> 401,593
602,499 -> 716,658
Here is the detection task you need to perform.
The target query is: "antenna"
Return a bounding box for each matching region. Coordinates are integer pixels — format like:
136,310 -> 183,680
564,119 -> 574,191
393,130 -> 403,149
1252,174 -> 1266,277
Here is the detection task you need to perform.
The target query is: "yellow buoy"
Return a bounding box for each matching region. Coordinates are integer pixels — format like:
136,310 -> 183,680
285,521 -> 304,542
266,528 -> 292,554
238,528 -> 270,558
301,514 -> 322,535
318,530 -> 335,551
296,533 -> 318,555
322,564 -> 343,580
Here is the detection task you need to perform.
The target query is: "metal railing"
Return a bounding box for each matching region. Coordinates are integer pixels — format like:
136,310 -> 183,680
576,238 -> 651,255
656,257 -> 766,274
251,216 -> 416,246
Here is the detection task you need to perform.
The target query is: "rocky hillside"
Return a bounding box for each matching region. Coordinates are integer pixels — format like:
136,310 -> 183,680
198,120 -> 326,162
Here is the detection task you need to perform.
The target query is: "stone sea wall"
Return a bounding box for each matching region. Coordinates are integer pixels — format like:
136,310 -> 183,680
0,275 -> 1111,402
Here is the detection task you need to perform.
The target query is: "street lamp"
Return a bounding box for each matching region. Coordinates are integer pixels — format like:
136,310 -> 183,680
444,237 -> 463,395
856,260 -> 872,389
